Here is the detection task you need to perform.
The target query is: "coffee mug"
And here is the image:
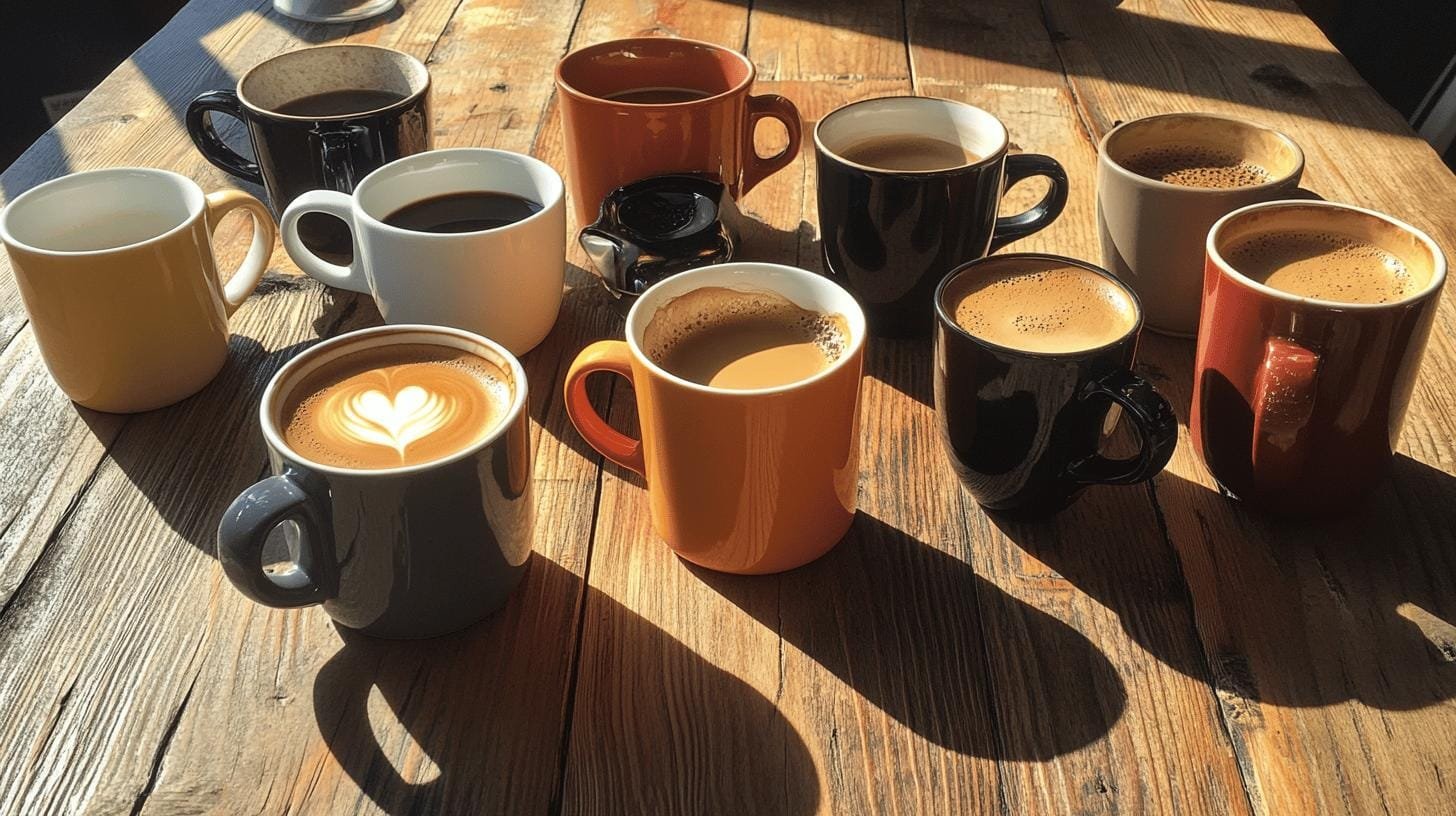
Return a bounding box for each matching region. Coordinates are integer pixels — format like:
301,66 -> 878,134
564,263 -> 866,574
579,173 -> 739,312
187,44 -> 431,259
218,324 -> 533,639
555,37 -> 801,226
934,254 -> 1177,516
1097,113 -> 1304,336
0,168 -> 274,413
816,96 -> 1069,337
280,148 -> 566,355
1192,200 -> 1446,514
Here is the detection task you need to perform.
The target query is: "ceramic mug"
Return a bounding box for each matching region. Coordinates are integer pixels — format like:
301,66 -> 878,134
816,96 -> 1069,337
1097,113 -> 1304,336
555,36 -> 801,226
934,254 -> 1177,516
563,262 -> 866,574
217,324 -> 534,639
0,168 -> 274,413
187,44 -> 431,260
280,148 -> 566,355
1192,200 -> 1446,514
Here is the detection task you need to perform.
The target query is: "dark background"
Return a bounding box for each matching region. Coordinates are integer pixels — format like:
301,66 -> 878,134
0,0 -> 1453,172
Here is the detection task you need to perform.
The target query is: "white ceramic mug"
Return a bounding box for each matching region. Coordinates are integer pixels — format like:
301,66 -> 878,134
280,147 -> 566,355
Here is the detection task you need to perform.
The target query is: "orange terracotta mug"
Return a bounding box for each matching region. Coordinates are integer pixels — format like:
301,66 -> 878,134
554,37 -> 802,227
565,263 -> 866,574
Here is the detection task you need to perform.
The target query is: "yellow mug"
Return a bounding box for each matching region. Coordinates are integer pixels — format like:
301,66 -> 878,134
0,168 -> 275,413
565,263 -> 866,574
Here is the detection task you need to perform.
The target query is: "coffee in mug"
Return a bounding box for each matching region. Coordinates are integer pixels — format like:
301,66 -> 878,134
1096,113 -> 1304,336
281,342 -> 513,469
1120,146 -> 1274,189
934,254 -> 1177,516
383,191 -> 544,234
837,134 -> 982,172
1222,231 -> 1417,304
605,87 -> 714,104
642,287 -> 849,389
272,88 -> 410,117
218,325 -> 533,639
946,258 -> 1140,354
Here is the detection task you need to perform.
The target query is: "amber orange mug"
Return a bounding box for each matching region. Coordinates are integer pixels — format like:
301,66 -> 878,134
554,37 -> 802,227
565,263 -> 866,574
1192,200 -> 1446,514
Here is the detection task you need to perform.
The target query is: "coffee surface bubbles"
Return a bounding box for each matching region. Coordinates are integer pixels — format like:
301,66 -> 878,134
282,343 -> 511,469
1122,146 -> 1273,188
948,260 -> 1138,353
1225,231 -> 1415,304
644,287 -> 849,389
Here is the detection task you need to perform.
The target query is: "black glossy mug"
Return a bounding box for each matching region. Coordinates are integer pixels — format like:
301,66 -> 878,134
217,325 -> 533,639
933,254 -> 1176,516
816,96 -> 1069,337
579,174 -> 739,313
186,44 -> 431,260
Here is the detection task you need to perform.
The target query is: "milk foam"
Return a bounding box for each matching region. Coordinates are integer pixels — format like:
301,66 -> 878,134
1123,146 -> 1273,189
282,344 -> 511,469
1225,231 -> 1414,304
949,260 -> 1138,353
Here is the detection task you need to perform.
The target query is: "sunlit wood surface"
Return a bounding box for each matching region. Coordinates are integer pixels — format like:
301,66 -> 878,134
1,0 -> 1453,813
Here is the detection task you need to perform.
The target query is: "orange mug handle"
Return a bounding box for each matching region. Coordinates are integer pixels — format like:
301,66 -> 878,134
1251,336 -> 1321,490
741,93 -> 802,194
564,340 -> 646,476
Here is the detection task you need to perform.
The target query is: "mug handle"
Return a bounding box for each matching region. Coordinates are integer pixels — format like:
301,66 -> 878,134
1250,337 -> 1320,489
217,472 -> 329,608
279,189 -> 372,293
989,153 -> 1069,253
741,94 -> 803,195
316,128 -> 361,192
563,340 -> 646,475
203,190 -> 276,316
1065,368 -> 1177,485
186,90 -> 264,184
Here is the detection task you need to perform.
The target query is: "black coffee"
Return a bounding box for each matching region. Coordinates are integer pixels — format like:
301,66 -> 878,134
383,192 -> 543,234
274,89 -> 408,117
606,87 -> 713,104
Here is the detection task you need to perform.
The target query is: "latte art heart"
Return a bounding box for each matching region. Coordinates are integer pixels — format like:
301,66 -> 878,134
282,343 -> 511,470
338,385 -> 455,456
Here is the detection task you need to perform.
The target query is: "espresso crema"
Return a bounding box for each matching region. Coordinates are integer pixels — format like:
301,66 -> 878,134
1224,231 -> 1417,304
1122,146 -> 1273,189
282,343 -> 512,469
947,259 -> 1139,353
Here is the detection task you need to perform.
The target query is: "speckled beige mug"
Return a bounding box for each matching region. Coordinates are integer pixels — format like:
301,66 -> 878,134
1096,113 -> 1304,336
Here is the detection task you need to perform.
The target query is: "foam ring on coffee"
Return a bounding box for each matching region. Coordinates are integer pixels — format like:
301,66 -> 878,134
942,256 -> 1140,354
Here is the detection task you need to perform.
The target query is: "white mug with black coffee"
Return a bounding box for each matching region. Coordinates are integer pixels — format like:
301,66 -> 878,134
281,148 -> 566,355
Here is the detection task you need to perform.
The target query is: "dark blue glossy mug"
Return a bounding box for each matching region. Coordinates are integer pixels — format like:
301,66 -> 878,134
217,325 -> 533,639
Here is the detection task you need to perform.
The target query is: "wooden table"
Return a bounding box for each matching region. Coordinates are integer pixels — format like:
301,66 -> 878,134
2,1 -> 1454,813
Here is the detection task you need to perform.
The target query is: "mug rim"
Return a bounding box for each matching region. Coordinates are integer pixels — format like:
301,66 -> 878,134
813,95 -> 1010,176
1206,199 -> 1448,311
623,262 -> 868,396
348,147 -> 566,239
260,324 -> 530,478
1098,112 -> 1305,195
554,36 -> 756,108
0,167 -> 204,257
237,43 -> 431,122
934,253 -> 1145,358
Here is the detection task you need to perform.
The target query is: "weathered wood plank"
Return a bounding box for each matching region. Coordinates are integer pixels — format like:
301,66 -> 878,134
1039,1 -> 1456,814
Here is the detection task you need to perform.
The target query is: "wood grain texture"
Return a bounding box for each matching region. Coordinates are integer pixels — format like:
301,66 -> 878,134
0,0 -> 1453,813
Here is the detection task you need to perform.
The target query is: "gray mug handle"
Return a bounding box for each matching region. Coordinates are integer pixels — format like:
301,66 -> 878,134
217,472 -> 328,608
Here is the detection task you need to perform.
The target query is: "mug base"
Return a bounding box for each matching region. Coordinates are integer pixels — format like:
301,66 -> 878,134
665,513 -> 855,575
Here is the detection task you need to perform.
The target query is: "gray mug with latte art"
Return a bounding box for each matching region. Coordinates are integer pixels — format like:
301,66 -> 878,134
217,325 -> 533,639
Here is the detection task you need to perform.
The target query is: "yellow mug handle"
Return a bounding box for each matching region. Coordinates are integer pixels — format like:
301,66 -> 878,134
204,189 -> 276,316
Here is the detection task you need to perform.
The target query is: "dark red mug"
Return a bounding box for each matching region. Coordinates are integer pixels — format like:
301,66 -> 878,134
1191,200 -> 1446,514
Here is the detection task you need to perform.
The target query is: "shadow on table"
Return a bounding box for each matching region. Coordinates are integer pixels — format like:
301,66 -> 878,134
991,453 -> 1456,712
694,510 -> 1126,760
311,556 -> 820,815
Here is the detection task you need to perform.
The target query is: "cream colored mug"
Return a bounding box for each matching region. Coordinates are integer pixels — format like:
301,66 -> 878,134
0,168 -> 275,413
